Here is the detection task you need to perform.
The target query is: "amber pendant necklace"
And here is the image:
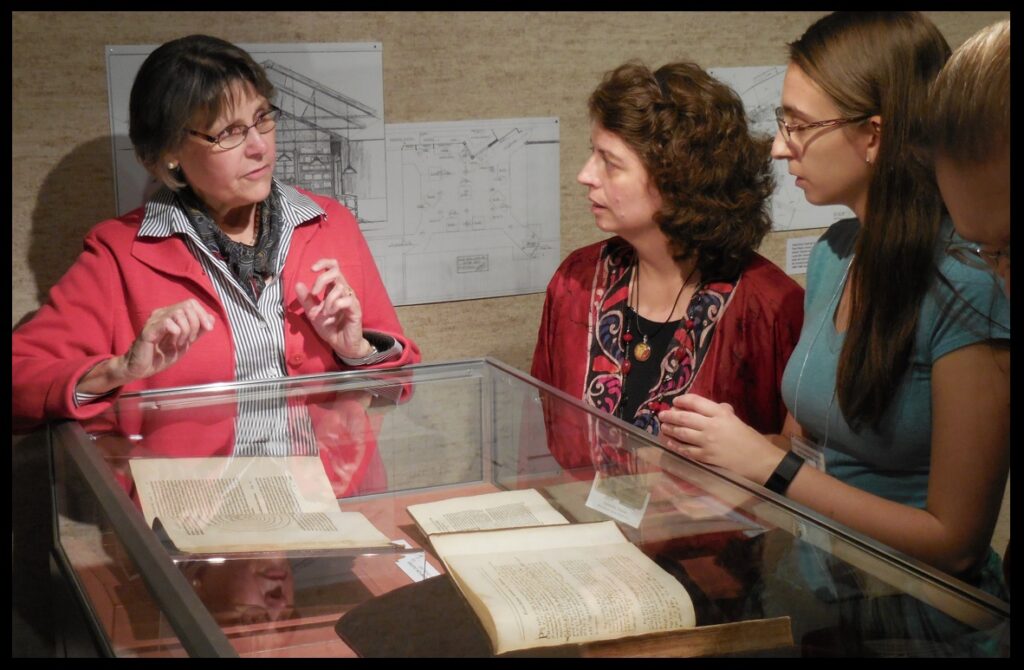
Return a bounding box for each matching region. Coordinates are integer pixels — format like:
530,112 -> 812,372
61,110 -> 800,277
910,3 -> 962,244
633,338 -> 653,362
623,260 -> 695,370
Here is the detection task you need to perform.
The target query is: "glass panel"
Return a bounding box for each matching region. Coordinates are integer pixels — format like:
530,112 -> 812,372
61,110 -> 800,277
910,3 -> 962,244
494,372 -> 1010,657
54,359 -> 1009,657
52,438 -> 187,657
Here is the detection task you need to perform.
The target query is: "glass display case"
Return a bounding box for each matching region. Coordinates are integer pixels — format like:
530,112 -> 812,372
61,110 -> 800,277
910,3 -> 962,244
48,358 -> 1010,657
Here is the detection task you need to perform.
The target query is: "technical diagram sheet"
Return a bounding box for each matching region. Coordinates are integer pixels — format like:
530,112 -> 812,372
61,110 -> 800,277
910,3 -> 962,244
373,118 -> 560,305
710,65 -> 854,232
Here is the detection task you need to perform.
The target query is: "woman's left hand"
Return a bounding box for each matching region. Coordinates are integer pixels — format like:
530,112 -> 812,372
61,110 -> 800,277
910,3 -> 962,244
295,258 -> 373,359
658,393 -> 784,484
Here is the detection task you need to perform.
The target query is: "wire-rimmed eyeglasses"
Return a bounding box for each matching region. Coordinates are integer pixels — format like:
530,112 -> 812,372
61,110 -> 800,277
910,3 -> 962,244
774,107 -> 871,143
946,235 -> 1010,274
187,106 -> 282,150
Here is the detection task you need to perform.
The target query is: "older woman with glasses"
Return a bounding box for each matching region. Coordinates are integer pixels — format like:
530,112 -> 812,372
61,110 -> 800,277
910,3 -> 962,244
659,12 -> 1010,614
12,35 -> 420,433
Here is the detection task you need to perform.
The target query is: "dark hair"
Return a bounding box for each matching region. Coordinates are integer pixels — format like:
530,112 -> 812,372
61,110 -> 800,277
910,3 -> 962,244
789,12 -> 951,430
129,34 -> 275,189
588,61 -> 775,282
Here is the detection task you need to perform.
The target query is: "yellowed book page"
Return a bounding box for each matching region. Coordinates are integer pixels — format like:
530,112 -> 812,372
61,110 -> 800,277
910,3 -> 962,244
129,456 -> 392,553
433,521 -> 697,654
407,488 -> 569,536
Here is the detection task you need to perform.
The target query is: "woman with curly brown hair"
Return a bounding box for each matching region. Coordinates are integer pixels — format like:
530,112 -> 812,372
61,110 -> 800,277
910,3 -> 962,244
531,60 -> 804,438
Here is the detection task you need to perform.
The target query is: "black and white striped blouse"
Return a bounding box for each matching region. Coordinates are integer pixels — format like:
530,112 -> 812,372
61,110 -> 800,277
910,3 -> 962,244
77,181 -> 399,456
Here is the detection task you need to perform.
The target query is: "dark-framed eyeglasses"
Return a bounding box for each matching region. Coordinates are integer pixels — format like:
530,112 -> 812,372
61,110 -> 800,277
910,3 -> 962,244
187,106 -> 282,150
774,107 -> 871,143
945,236 -> 1010,274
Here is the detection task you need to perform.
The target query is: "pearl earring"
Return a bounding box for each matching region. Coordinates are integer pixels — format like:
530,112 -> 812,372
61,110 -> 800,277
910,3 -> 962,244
865,156 -> 872,165
167,162 -> 178,171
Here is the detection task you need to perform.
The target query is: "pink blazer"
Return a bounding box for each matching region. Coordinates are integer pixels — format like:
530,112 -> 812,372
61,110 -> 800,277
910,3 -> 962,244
12,188 -> 420,433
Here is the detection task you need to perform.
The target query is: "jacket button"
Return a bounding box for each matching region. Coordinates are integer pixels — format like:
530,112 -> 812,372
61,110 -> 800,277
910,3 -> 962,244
289,353 -> 306,366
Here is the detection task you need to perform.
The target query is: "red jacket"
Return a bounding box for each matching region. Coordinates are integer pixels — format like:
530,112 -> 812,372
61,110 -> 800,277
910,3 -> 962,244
531,238 -> 804,469
12,187 -> 420,433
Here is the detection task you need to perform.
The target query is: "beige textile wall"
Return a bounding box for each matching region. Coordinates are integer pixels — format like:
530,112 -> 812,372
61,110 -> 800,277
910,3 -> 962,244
12,11 -> 1008,372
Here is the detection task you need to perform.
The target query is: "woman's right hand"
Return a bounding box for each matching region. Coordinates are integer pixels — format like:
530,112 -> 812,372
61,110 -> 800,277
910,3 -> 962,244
658,393 -> 784,486
77,299 -> 215,395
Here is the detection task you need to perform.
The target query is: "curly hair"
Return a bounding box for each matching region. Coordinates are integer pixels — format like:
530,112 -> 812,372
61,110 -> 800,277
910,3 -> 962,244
588,61 -> 775,281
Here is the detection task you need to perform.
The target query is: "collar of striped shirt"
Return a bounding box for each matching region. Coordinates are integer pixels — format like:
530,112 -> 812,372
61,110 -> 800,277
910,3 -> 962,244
137,179 -> 326,239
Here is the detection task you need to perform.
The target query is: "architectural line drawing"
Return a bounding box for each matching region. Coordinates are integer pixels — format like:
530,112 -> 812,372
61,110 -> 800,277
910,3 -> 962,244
371,118 -> 560,306
106,45 -> 559,305
262,59 -> 380,218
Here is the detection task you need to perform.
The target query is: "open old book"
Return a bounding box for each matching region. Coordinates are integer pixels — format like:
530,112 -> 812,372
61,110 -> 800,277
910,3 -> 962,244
429,520 -> 697,654
129,456 -> 396,555
406,488 -> 570,538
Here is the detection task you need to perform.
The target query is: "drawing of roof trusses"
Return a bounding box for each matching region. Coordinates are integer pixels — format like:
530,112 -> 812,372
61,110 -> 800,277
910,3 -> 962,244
710,65 -> 853,231
370,118 -> 561,306
263,59 -> 381,218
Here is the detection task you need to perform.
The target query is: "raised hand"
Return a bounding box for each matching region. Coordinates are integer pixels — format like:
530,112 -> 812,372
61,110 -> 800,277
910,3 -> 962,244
122,299 -> 216,380
295,258 -> 372,360
75,298 -> 216,395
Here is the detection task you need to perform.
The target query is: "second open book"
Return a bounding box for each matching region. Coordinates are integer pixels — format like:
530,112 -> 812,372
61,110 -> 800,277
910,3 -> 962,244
407,489 -> 697,655
130,456 -> 395,555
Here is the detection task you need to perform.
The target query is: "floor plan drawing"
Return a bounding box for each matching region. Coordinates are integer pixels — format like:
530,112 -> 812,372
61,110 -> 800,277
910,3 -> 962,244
372,118 -> 560,306
710,65 -> 854,231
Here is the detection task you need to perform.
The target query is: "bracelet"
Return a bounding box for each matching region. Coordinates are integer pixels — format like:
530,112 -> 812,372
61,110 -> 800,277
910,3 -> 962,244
338,342 -> 379,366
337,332 -> 401,367
764,450 -> 805,496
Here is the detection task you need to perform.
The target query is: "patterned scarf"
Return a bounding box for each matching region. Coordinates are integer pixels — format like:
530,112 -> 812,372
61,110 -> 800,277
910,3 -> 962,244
177,186 -> 283,303
584,240 -> 737,435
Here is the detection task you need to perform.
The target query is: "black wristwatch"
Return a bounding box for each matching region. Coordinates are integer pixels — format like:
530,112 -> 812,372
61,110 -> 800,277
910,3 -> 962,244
764,451 -> 805,495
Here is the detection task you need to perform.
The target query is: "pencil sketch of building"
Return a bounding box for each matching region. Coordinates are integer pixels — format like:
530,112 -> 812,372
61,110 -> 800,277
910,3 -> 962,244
263,60 -> 380,223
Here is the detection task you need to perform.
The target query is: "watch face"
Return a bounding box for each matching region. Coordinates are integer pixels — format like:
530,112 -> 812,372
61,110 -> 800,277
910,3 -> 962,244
765,451 -> 805,494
